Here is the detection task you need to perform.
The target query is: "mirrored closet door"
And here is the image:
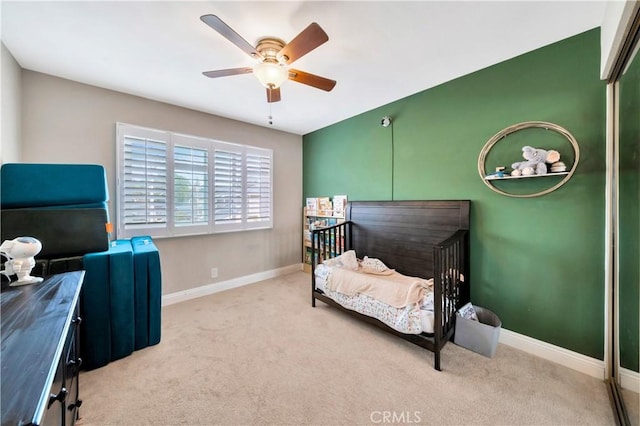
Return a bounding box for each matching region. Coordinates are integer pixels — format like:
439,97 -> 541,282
609,3 -> 640,424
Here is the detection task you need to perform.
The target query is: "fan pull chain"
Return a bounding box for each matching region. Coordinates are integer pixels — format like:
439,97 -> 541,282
268,102 -> 273,125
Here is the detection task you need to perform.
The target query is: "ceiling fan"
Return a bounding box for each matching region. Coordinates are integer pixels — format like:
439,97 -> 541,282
200,14 -> 336,104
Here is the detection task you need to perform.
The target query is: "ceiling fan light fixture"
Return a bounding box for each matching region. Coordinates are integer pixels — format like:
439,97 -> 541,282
201,16 -> 334,103
253,62 -> 289,89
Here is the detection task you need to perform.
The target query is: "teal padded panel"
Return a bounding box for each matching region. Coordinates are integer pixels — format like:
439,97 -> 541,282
81,242 -> 134,370
81,250 -> 112,370
106,240 -> 135,362
1,207 -> 109,258
131,236 -> 162,348
1,163 -> 109,208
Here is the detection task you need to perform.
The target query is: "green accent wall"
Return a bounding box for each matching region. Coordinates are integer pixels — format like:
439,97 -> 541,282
303,29 -> 606,359
618,46 -> 639,373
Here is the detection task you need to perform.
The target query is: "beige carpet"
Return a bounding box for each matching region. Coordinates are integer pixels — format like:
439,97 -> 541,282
78,271 -> 617,425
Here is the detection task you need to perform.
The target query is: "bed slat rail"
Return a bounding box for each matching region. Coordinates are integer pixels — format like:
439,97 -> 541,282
310,221 -> 352,306
434,229 -> 468,345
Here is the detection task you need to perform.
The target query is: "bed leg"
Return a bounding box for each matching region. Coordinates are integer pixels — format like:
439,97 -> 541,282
434,350 -> 442,371
312,296 -> 316,307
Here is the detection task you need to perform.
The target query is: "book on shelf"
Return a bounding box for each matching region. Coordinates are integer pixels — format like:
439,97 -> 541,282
317,197 -> 332,216
333,195 -> 347,217
307,216 -> 338,230
306,197 -> 318,213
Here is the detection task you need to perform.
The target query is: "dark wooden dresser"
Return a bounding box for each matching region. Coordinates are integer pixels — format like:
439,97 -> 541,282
1,271 -> 84,426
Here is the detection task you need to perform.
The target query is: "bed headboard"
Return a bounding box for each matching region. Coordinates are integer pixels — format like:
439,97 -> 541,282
345,200 -> 470,279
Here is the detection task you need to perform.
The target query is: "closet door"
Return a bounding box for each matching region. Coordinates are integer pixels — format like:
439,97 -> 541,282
616,17 -> 639,421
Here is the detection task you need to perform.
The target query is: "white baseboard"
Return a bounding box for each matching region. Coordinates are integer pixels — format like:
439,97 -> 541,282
162,263 -> 302,306
620,367 -> 640,393
499,328 -> 605,380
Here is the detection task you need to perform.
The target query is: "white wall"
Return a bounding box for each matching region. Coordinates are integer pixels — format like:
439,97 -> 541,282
20,70 -> 303,294
1,43 -> 21,163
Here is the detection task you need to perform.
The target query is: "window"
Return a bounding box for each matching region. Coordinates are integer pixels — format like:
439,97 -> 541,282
116,123 -> 273,238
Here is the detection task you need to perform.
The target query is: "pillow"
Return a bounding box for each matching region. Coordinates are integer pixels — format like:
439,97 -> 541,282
322,256 -> 341,267
323,250 -> 359,271
361,256 -> 389,273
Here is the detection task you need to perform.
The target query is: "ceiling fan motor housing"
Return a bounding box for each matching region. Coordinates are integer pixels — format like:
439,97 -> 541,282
256,38 -> 288,63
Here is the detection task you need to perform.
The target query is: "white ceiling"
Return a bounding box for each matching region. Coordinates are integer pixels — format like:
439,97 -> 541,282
1,1 -> 607,135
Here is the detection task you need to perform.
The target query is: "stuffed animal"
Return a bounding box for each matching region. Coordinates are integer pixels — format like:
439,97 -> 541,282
511,146 -> 560,176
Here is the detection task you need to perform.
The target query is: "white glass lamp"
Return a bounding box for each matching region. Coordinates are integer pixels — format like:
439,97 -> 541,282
253,62 -> 289,88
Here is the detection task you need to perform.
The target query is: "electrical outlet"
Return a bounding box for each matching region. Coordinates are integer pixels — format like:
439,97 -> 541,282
211,267 -> 218,278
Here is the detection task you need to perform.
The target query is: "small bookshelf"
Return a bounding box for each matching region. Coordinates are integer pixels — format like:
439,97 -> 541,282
302,197 -> 346,272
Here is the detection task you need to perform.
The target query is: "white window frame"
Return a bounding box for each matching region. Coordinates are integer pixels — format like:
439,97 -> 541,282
116,123 -> 273,239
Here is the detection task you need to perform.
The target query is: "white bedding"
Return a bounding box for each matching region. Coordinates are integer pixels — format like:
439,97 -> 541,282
314,263 -> 437,335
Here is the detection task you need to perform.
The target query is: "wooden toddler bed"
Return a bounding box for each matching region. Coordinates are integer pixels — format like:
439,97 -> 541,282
310,200 -> 470,371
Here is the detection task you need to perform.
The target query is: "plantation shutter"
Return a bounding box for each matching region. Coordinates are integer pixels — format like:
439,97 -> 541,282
121,135 -> 168,232
117,123 -> 274,238
214,147 -> 243,228
246,148 -> 272,228
174,144 -> 209,227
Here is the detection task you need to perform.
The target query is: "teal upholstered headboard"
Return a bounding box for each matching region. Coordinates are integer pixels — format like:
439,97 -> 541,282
0,163 -> 110,258
1,163 -> 109,208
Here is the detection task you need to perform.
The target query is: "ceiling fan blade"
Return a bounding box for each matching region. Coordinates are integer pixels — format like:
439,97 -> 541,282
288,69 -> 336,92
267,87 -> 281,103
200,14 -> 264,60
202,67 -> 253,78
277,23 -> 328,64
